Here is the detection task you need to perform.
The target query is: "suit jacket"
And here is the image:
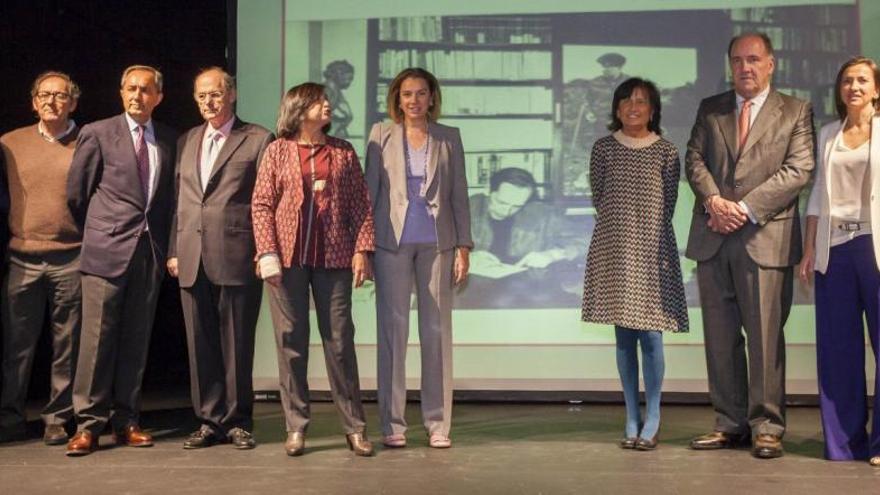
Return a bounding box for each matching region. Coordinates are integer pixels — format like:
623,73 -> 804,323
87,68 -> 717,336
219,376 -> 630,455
169,118 -> 273,287
805,115 -> 880,273
684,89 -> 815,267
67,114 -> 176,278
252,135 -> 374,268
365,121 -> 473,251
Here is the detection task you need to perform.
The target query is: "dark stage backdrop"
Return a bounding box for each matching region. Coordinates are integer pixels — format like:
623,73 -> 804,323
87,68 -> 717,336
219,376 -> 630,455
0,0 -> 235,398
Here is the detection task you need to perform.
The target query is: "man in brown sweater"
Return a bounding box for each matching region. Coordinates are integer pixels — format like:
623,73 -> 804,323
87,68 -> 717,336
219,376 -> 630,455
0,71 -> 83,445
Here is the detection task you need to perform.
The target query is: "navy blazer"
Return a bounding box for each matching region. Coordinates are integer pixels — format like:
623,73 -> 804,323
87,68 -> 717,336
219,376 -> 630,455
67,114 -> 176,278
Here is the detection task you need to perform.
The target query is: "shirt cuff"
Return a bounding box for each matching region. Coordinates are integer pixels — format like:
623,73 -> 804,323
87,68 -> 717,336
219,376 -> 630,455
258,254 -> 282,279
738,201 -> 758,224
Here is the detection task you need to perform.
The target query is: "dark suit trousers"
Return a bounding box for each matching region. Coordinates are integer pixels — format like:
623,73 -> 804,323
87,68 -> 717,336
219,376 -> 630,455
180,265 -> 261,434
697,235 -> 791,437
0,249 -> 81,428
73,236 -> 163,435
267,265 -> 366,434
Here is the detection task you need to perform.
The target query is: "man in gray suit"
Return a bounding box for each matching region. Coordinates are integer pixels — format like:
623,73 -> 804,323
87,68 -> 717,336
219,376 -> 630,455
65,65 -> 176,456
685,32 -> 814,459
166,67 -> 272,450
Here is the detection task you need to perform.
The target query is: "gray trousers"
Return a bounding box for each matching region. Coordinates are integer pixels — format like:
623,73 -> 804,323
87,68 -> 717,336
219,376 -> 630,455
374,244 -> 454,437
697,236 -> 791,438
72,237 -> 163,435
0,249 -> 81,429
267,265 -> 366,434
181,265 -> 261,435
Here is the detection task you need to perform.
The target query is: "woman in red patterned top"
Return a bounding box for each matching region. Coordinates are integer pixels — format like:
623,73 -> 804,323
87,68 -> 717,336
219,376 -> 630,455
251,82 -> 375,457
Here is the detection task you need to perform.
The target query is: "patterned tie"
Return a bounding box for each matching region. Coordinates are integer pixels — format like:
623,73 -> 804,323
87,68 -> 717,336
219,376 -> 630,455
738,100 -> 752,152
200,132 -> 222,191
134,125 -> 150,199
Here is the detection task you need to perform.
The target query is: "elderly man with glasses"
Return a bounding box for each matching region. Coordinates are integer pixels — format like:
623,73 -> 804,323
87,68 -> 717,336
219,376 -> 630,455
0,71 -> 83,446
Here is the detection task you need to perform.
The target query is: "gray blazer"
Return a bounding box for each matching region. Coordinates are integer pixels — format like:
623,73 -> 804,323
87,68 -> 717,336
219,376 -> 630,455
365,121 -> 473,251
684,89 -> 815,267
169,118 -> 273,288
67,114 -> 176,278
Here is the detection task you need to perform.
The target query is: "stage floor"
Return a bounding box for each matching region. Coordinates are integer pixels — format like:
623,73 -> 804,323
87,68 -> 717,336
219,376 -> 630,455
0,400 -> 877,494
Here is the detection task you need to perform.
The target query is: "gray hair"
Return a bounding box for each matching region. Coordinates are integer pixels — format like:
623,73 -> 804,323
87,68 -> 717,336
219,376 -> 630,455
120,65 -> 164,92
30,71 -> 81,100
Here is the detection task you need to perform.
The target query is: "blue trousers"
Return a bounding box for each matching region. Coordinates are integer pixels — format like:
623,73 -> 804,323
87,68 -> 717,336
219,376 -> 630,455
815,234 -> 880,460
615,326 -> 664,440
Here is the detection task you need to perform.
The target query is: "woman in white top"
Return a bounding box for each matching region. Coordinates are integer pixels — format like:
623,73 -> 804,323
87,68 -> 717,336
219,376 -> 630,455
798,56 -> 880,467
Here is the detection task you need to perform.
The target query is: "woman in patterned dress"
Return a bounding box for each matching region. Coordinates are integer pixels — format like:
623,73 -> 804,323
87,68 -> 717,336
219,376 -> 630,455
252,82 -> 375,457
582,77 -> 689,450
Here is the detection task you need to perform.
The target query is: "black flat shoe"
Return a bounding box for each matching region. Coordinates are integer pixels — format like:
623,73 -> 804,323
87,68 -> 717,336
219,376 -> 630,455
619,437 -> 637,449
635,435 -> 658,451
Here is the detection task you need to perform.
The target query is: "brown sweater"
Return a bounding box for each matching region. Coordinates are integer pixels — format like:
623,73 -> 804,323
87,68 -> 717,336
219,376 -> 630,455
0,124 -> 82,254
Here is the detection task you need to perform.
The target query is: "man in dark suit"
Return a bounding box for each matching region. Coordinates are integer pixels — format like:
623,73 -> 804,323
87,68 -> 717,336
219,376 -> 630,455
685,33 -> 814,459
166,67 -> 272,450
65,65 -> 176,456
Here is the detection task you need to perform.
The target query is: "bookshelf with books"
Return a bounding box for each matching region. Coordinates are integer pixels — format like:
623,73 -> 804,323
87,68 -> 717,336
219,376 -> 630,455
367,16 -> 556,198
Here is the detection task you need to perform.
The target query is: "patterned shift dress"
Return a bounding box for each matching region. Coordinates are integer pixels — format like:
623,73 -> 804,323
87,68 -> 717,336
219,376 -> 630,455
581,132 -> 689,333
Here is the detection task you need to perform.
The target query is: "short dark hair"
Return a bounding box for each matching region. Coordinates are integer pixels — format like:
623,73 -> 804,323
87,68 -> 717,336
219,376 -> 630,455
386,67 -> 442,123
728,32 -> 774,58
489,167 -> 537,199
607,77 -> 663,135
276,82 -> 330,139
833,56 -> 880,121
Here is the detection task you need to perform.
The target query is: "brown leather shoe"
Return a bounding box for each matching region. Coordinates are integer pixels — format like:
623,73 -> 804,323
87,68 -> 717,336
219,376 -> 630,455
66,431 -> 98,456
752,434 -> 783,459
619,437 -> 637,449
284,431 -> 305,456
346,432 -> 374,457
690,431 -> 750,450
43,424 -> 69,445
113,424 -> 153,447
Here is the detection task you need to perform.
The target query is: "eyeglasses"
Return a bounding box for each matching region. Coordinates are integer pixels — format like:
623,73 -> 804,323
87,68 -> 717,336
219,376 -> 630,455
35,91 -> 71,102
195,91 -> 225,103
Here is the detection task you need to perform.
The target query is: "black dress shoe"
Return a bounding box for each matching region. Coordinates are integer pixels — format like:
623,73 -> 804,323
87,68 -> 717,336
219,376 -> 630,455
635,435 -> 658,451
228,427 -> 256,450
183,425 -> 225,449
752,434 -> 783,459
690,431 -> 750,450
619,437 -> 637,449
43,424 -> 69,445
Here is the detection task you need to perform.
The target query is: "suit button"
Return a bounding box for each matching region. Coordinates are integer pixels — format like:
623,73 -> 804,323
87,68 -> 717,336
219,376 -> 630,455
734,182 -> 742,188
133,232 -> 140,239
196,229 -> 202,234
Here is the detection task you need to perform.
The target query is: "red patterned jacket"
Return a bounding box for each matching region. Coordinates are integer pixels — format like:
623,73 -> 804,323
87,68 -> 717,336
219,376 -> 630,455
252,136 -> 374,268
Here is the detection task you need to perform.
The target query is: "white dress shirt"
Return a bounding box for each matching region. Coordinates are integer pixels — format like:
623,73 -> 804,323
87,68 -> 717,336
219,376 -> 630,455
199,116 -> 236,191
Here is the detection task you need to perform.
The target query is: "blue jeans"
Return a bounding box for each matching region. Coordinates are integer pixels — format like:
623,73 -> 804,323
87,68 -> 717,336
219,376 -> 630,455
615,326 -> 665,440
